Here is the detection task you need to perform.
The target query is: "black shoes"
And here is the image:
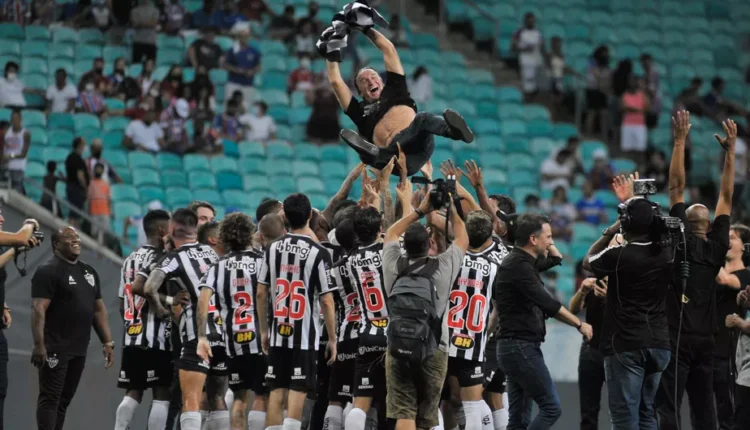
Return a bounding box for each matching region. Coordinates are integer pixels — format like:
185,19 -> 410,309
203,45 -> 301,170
340,129 -> 380,158
443,109 -> 475,143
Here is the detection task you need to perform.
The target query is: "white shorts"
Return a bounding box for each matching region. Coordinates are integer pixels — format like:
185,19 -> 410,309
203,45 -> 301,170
620,124 -> 647,152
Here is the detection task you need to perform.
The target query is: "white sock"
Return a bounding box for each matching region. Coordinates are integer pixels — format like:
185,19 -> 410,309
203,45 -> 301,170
343,407 -> 367,430
207,410 -> 230,429
343,403 -> 353,423
282,417 -> 302,430
115,396 -> 139,430
248,410 -> 267,430
492,409 -> 508,430
225,389 -> 234,409
148,400 -> 169,430
323,405 -> 343,430
365,407 -> 378,430
181,411 -> 203,430
456,406 -> 466,429
462,401 -> 483,430
200,410 -> 209,430
480,401 -> 493,430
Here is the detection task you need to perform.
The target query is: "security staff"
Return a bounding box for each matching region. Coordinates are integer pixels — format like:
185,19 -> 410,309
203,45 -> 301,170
31,226 -> 114,430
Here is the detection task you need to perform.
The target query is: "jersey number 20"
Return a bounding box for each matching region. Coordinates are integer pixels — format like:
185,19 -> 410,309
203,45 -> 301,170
447,290 -> 487,333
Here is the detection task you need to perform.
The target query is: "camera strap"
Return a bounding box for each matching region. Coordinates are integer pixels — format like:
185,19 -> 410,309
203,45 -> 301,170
13,247 -> 27,277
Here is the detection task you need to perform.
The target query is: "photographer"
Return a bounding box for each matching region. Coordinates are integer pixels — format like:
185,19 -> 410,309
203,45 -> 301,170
655,111 -> 735,430
582,176 -> 673,430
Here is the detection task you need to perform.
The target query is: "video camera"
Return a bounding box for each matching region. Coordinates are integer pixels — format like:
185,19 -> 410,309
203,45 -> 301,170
411,176 -> 458,209
620,179 -> 683,248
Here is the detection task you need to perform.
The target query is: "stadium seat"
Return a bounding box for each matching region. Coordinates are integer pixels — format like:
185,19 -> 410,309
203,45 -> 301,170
238,141 -> 266,159
294,144 -> 322,161
497,87 -> 522,104
132,168 -> 161,187
102,130 -> 123,150
107,150 -> 128,169
298,178 -> 325,194
73,113 -> 101,134
287,107 -> 312,126
30,128 -> 48,146
240,157 -> 265,175
209,156 -> 239,173
128,152 -> 156,169
193,189 -> 223,206
161,170 -> 187,188
267,141 -> 294,159
155,153 -> 182,171
580,140 -> 608,161
53,27 -> 79,44
189,171 -> 217,190
552,123 -> 579,140
500,120 -> 527,137
526,120 -> 554,138
505,137 -> 531,154
243,174 -> 272,192
217,171 -> 243,191
48,130 -> 75,147
222,139 -> 239,158
48,113 -> 75,131
319,161 -> 348,179
114,201 -> 142,219
293,160 -> 320,177
102,116 -> 129,132
507,171 -> 538,188
572,222 -> 599,242
21,41 -> 48,58
23,110 -> 47,128
0,23 -> 23,40
24,25 -> 50,41
165,187 -> 193,208
139,186 -> 165,205
75,44 -> 102,62
184,154 -> 211,172
221,189 -> 245,204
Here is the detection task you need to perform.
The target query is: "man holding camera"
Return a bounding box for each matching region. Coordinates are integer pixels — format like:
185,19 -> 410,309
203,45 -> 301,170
582,174 -> 674,429
655,111 -> 735,430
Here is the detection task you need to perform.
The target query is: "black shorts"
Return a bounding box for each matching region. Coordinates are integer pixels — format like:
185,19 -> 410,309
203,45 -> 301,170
328,339 -> 358,402
118,346 -> 173,390
447,358 -> 485,388
265,347 -> 316,392
483,336 -> 505,393
178,339 -> 228,375
354,344 -> 386,398
228,354 -> 268,395
586,89 -> 608,111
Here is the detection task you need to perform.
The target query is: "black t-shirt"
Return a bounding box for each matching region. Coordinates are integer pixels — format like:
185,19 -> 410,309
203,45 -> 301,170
589,241 -> 673,356
0,247 -> 6,329
584,288 -> 606,350
344,71 -> 417,142
667,203 -> 730,336
190,39 -> 222,70
65,153 -> 89,191
31,256 -> 102,357
714,269 -> 750,358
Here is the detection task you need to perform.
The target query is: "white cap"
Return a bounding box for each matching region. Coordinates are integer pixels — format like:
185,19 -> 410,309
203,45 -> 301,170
175,98 -> 190,119
592,149 -> 608,160
231,22 -> 251,35
147,200 -> 163,211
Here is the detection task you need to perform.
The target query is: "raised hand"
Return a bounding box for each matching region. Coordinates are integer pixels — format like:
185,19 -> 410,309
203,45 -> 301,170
714,118 -> 738,151
672,110 -> 691,144
395,178 -> 413,204
612,172 -> 639,202
373,156 -> 396,180
440,160 -> 463,182
395,143 -> 408,182
420,160 -> 433,180
464,160 -> 483,188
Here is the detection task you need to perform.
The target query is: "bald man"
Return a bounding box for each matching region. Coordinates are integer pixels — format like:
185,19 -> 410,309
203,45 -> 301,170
655,111 -> 737,430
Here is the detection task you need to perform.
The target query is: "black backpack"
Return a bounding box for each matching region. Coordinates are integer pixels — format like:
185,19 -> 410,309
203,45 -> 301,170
386,257 -> 441,364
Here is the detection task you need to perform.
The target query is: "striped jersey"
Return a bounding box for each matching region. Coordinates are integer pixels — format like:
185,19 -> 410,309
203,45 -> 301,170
118,245 -> 169,350
200,249 -> 264,357
346,242 -> 389,341
152,242 -> 220,343
447,242 -> 503,361
330,255 -> 361,342
259,234 -> 335,351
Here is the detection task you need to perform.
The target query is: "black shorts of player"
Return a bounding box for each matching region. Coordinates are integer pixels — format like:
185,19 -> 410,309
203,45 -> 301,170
228,353 -> 268,395
447,357 -> 485,388
354,344 -> 387,398
315,342 -> 331,397
178,339 -> 229,376
265,347 -> 317,392
118,346 -> 174,390
328,339 -> 358,402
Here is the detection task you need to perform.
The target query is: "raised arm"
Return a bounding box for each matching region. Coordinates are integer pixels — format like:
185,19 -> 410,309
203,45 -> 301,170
569,278 -> 595,314
321,163 -> 365,223
374,158 -> 396,229
714,119 -> 737,217
362,28 -> 403,75
326,60 -> 353,110
669,110 -> 691,207
464,160 -> 505,233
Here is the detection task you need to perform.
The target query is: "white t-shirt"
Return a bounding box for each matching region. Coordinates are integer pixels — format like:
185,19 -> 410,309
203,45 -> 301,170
46,83 -> 78,113
515,28 -> 543,67
540,157 -> 573,190
125,120 -> 164,152
409,74 -> 433,104
3,127 -> 27,171
0,77 -> 26,107
240,114 -> 277,142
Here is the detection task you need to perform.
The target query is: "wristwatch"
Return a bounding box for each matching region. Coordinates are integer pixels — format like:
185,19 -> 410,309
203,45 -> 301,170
103,341 -> 115,348
414,208 -> 425,219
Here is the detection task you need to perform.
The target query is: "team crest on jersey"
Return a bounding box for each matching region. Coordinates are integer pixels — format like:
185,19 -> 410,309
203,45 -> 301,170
84,272 -> 95,286
451,334 -> 475,349
277,323 -> 294,337
234,330 -> 255,344
47,356 -> 59,368
127,324 -> 143,336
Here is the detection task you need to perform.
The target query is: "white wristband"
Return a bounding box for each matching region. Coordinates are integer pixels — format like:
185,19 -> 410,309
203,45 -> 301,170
166,296 -> 174,305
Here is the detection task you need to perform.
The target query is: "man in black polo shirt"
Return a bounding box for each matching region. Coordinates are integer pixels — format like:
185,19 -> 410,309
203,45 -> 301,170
495,213 -> 592,430
325,25 -> 474,176
655,111 -> 735,430
31,226 -> 115,430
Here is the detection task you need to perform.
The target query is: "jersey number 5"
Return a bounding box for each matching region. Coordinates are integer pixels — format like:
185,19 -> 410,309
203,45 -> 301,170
447,290 -> 487,333
274,279 -> 307,320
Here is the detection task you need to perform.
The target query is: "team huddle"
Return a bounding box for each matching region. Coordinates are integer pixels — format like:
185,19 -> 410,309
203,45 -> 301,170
113,187 -> 514,430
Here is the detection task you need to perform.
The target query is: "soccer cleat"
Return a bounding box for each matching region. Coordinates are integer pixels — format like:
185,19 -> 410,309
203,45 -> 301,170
340,129 -> 380,158
443,109 -> 475,143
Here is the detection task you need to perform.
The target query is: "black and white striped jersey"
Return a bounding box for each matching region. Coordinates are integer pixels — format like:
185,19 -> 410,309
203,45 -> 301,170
487,238 -> 511,265
259,234 -> 335,351
447,243 -> 502,362
151,242 -> 220,343
200,249 -> 264,357
330,256 -> 361,342
346,242 -> 389,341
118,245 -> 169,350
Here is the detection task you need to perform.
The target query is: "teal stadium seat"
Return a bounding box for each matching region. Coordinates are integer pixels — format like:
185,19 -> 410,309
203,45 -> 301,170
189,171 -> 217,190
267,141 -> 294,159
0,23 -> 23,40
262,89 -> 290,106
162,170 -> 187,187
157,49 -> 183,67
238,142 -> 266,159
48,130 -> 75,147
184,154 -> 211,172
107,150 -> 128,169
260,72 -> 286,90
139,186 -> 165,205
319,161 -> 348,179
128,152 -> 156,169
78,28 -> 104,45
321,145 -> 347,162
103,46 -> 129,63
295,144 -> 321,161
497,87 -> 522,104
165,187 -> 193,208
52,27 -> 79,44
293,160 -> 320,177
158,35 -> 184,51
297,178 -> 325,194
102,130 -> 123,150
21,41 -> 48,59
553,123 -> 579,140
505,137 -> 531,154
23,57 -> 49,75
572,222 -> 600,242
48,113 -> 75,131
133,168 -> 160,187
24,25 -> 50,41
30,128 -> 48,146
26,161 -> 46,178
500,120 -> 527,137
0,40 -> 20,56
75,44 -> 102,62
240,157 -> 265,175
221,190 -> 245,204
243,174 -> 272,192
216,172 -> 243,191
287,107 -> 312,126
527,120 -> 554,138
474,119 -> 501,136
156,153 -> 182,171
73,113 -> 100,134
114,201 -> 142,219
210,156 -> 239,173
23,110 -> 47,128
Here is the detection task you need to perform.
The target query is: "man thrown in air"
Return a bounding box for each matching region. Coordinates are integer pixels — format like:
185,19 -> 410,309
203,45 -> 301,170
326,27 -> 474,176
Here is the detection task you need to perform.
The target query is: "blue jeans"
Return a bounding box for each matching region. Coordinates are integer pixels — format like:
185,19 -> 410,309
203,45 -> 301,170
496,339 -> 561,430
604,348 -> 671,430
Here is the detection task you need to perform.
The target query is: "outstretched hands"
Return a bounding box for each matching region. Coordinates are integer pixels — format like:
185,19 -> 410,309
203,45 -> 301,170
672,110 -> 691,144
612,172 -> 639,202
714,119 -> 737,152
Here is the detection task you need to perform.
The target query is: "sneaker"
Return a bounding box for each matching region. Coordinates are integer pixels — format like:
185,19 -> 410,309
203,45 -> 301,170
340,129 -> 380,158
443,109 -> 475,143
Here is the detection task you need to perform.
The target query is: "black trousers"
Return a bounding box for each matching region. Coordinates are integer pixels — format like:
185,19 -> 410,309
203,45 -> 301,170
578,344 -> 605,430
733,384 -> 750,430
713,357 -> 734,430
36,354 -> 86,430
0,331 -> 7,430
165,328 -> 182,430
656,334 -> 717,430
132,42 -> 157,63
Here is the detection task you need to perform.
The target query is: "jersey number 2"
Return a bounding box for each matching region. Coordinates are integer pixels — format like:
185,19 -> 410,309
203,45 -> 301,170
233,291 -> 253,325
274,279 -> 306,320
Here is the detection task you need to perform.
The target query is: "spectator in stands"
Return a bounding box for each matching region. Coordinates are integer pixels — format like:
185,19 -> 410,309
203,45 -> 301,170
41,160 -> 64,217
286,56 -> 315,94
161,98 -> 190,153
190,0 -> 215,29
86,138 -> 122,184
524,194 -> 541,211
90,0 -> 112,30
381,14 -> 408,47
575,181 -> 607,225
541,185 -> 576,241
78,58 -> 109,93
295,21 -> 316,57
131,0 -> 160,62
2,0 -> 28,25
540,148 -> 575,190
65,137 -> 89,227
512,12 -> 545,100
76,75 -> 107,116
159,0 -> 186,35
189,66 -> 216,116
228,89 -> 247,114
296,1 -> 322,35
211,99 -> 243,141
408,66 -> 432,104
585,45 -> 612,139
729,136 -> 748,217
611,60 -> 633,100
269,5 -> 296,42
161,65 -> 187,99
644,149 -> 668,190
214,0 -> 247,32
223,26 -> 261,111
87,163 -> 111,243
703,76 -> 748,121
554,135 -> 584,175
620,74 -> 649,153
137,58 -> 157,97
123,110 -> 166,153
239,0 -> 270,22
122,200 -> 164,246
589,149 -> 614,190
46,69 -> 78,114
107,57 -> 128,96
640,53 -> 661,129
1,110 -> 29,195
188,27 -> 224,70
239,101 -> 276,142
32,0 -> 56,25
189,114 -> 223,156
676,78 -> 705,116
305,84 -> 340,143
547,36 -> 584,120
0,62 -> 27,109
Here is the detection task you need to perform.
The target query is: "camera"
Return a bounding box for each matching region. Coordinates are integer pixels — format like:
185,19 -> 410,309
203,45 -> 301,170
619,179 -> 683,248
411,175 -> 457,209
34,231 -> 44,242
